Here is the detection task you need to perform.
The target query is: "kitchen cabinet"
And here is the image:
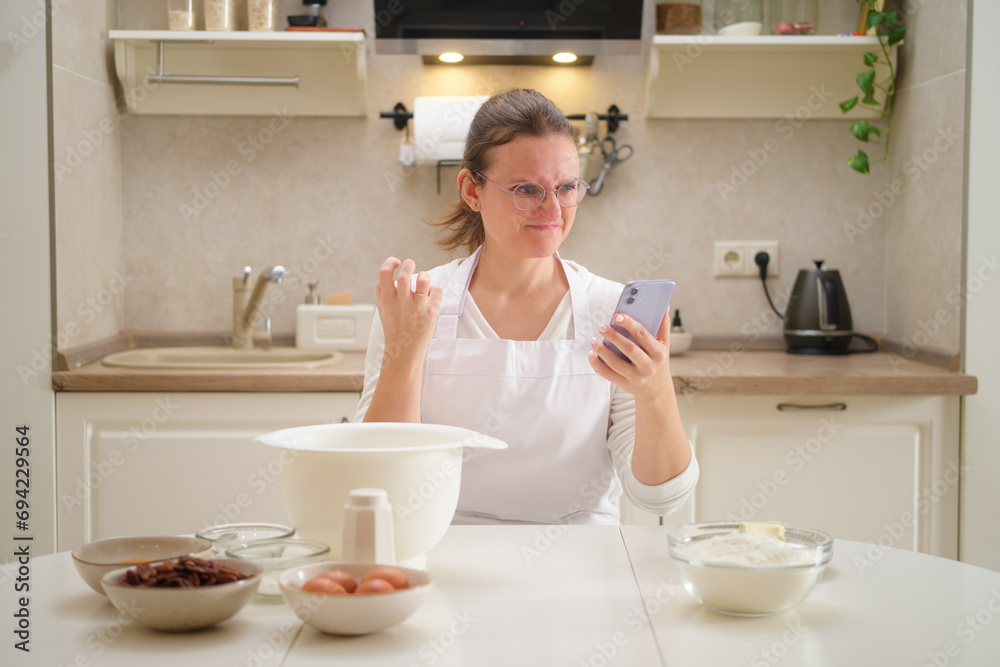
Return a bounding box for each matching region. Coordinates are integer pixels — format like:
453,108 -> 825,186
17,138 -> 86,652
645,35 -> 897,119
619,395 -> 960,559
109,30 -> 367,116
55,391 -> 359,551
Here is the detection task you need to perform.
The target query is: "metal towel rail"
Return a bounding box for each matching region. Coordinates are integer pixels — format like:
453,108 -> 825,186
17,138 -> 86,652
147,41 -> 300,87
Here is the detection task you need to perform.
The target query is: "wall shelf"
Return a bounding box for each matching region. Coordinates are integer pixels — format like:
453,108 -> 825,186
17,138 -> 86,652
109,30 -> 367,117
645,35 -> 897,119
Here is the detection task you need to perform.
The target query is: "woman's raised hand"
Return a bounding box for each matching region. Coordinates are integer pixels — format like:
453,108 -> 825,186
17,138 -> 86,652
375,257 -> 443,368
588,311 -> 673,400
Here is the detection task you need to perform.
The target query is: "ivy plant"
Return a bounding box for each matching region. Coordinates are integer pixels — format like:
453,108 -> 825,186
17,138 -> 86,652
839,1 -> 906,174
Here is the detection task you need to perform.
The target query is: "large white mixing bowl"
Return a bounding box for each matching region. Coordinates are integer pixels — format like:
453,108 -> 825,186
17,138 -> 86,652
255,423 -> 506,564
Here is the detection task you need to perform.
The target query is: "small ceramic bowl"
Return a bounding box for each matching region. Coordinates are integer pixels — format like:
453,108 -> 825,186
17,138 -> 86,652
667,522 -> 833,616
669,332 -> 693,356
101,558 -> 263,632
225,538 -> 330,603
72,536 -> 212,595
195,522 -> 295,556
279,562 -> 433,635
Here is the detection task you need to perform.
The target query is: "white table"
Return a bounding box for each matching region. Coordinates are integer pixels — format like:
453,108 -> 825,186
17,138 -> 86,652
3,526 -> 1000,666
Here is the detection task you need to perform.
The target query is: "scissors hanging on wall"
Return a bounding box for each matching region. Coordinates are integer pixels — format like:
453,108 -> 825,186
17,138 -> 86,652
588,135 -> 634,197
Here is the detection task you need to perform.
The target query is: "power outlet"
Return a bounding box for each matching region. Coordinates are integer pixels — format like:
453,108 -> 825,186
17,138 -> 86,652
747,241 -> 779,278
713,241 -> 779,278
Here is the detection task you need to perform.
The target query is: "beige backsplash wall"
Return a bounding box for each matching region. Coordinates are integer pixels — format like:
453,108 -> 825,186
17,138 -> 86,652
883,0 -> 968,355
111,0 -> 913,345
52,0 -> 125,350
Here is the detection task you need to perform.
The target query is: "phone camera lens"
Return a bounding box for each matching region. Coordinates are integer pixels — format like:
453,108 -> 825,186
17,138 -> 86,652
626,297 -> 635,304
630,288 -> 638,296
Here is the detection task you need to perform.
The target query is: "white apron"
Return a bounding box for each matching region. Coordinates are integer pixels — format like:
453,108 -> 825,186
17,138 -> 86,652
421,246 -> 621,525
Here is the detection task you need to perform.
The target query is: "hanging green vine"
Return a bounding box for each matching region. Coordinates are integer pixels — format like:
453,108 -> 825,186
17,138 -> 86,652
839,1 -> 906,174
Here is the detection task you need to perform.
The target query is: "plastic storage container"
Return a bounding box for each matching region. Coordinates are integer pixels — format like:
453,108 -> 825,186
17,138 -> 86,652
203,0 -> 237,31
247,0 -> 277,32
166,0 -> 197,30
715,0 -> 763,36
656,2 -> 703,35
770,0 -> 818,35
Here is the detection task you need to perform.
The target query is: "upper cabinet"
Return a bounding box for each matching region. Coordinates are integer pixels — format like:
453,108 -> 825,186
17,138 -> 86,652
109,30 -> 367,117
645,35 -> 897,119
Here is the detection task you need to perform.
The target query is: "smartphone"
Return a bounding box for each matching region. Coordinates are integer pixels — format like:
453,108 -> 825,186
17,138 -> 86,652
604,279 -> 676,362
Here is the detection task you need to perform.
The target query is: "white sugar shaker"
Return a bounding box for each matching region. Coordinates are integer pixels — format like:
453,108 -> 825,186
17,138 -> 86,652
341,488 -> 395,564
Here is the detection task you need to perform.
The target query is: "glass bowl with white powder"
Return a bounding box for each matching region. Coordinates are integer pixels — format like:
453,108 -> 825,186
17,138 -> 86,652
667,522 -> 833,616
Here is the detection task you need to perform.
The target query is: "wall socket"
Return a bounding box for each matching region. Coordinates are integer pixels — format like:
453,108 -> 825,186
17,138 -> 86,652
713,241 -> 779,278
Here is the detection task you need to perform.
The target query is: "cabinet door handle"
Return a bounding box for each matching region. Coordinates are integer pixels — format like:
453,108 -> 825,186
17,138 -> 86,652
776,402 -> 847,411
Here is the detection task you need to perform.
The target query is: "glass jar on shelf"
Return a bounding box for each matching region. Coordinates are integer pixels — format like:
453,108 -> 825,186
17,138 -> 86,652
714,0 -> 763,36
770,0 -> 818,35
203,0 -> 237,31
166,0 -> 197,31
656,1 -> 704,36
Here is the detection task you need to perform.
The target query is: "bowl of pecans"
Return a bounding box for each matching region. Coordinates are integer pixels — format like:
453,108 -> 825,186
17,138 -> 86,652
100,557 -> 263,631
72,535 -> 212,595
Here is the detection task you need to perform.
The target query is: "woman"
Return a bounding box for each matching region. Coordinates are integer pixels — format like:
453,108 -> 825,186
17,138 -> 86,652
356,88 -> 697,525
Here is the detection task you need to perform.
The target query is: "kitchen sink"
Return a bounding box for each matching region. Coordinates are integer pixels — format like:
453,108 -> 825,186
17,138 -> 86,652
101,346 -> 344,369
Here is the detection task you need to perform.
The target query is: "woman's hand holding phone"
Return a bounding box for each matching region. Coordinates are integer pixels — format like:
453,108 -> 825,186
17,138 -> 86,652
588,279 -> 676,399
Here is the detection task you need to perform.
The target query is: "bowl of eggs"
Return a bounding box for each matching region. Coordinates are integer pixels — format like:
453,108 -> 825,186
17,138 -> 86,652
279,562 -> 433,635
72,535 -> 212,595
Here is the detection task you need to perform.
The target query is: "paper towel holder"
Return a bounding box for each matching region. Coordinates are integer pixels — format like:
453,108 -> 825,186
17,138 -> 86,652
379,103 -> 629,193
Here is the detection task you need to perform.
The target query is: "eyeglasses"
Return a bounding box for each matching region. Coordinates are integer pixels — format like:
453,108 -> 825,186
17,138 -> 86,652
475,173 -> 590,211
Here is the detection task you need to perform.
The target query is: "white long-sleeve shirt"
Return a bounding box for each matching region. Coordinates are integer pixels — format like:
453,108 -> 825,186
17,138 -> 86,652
354,256 -> 699,519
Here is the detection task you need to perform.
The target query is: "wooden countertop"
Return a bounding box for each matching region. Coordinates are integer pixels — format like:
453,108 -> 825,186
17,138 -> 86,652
51,349 -> 977,396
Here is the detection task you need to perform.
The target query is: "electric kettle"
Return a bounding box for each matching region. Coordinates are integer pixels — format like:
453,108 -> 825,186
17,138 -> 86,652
783,260 -> 854,355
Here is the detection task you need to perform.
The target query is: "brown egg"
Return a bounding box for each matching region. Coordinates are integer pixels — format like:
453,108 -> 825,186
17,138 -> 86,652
362,566 -> 409,590
320,569 -> 358,594
302,576 -> 349,595
355,578 -> 395,594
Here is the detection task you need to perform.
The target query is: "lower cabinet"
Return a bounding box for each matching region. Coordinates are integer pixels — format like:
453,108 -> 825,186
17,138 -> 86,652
58,392 -> 961,559
618,395 -> 961,559
55,392 -> 359,552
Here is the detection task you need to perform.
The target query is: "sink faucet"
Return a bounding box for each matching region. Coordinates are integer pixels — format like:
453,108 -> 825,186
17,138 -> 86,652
233,265 -> 286,349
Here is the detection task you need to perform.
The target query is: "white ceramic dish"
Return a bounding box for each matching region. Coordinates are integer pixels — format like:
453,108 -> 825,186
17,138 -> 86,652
279,562 -> 433,635
256,423 -> 507,564
669,332 -> 693,356
72,536 -> 212,595
100,558 -> 263,632
668,522 -> 833,616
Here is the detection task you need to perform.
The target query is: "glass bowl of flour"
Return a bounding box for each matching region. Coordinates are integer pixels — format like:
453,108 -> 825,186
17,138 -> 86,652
667,521 -> 833,616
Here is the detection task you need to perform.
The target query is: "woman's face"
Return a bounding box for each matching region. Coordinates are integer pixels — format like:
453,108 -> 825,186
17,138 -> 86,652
468,133 -> 581,260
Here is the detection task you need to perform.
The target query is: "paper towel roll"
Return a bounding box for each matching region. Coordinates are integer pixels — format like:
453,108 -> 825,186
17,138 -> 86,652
413,96 -> 488,164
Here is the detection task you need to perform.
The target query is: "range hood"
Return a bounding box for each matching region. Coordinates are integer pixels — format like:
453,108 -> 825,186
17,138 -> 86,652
373,0 -> 645,59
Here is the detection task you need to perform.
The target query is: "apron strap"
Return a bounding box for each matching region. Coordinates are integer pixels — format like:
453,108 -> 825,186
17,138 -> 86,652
435,245 -> 593,341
